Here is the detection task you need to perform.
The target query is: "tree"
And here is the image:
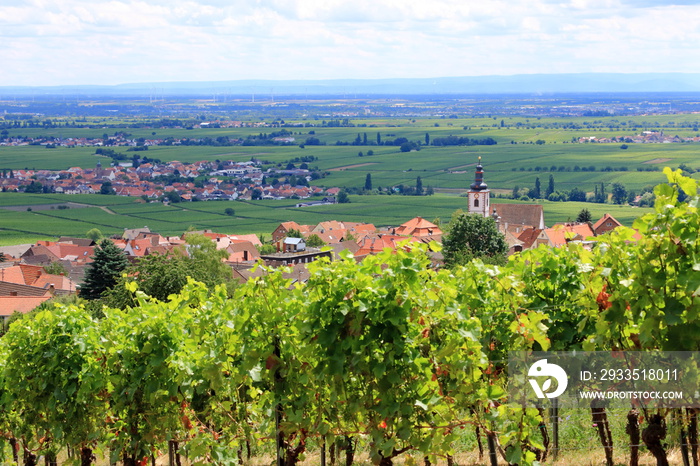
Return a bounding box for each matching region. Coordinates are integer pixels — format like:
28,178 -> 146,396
376,132 -> 381,145
416,176 -> 423,196
546,174 -> 555,198
594,183 -> 606,203
611,182 -> 628,205
364,173 -> 372,191
25,181 -> 43,193
80,239 -> 129,300
576,208 -> 592,223
44,261 -> 68,276
568,187 -> 587,202
442,211 -> 508,267
306,234 -> 325,247
286,229 -> 303,238
425,132 -> 430,145
86,228 -> 103,241
531,177 -> 541,199
337,190 -> 350,203
100,181 -> 116,195
224,207 -> 235,216
164,190 -> 181,203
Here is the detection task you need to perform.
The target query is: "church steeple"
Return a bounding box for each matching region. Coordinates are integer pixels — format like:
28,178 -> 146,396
467,156 -> 490,217
470,156 -> 488,191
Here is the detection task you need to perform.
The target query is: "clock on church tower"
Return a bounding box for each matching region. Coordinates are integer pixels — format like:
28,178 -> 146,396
467,157 -> 490,217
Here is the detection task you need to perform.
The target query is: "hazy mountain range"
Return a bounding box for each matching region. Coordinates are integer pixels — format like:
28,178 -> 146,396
3,73 -> 700,97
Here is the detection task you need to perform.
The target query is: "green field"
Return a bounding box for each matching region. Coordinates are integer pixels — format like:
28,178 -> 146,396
0,192 -> 651,244
0,113 -> 691,244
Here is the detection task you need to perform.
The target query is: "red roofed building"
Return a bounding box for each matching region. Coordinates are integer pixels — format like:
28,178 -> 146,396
537,223 -> 595,248
355,235 -> 422,256
393,217 -> 442,239
272,221 -> 313,242
592,213 -> 623,236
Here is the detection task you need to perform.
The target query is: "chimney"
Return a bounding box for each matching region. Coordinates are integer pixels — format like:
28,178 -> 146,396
49,284 -> 55,295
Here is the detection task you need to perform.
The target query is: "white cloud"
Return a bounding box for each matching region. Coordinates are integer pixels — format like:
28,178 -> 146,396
0,0 -> 699,85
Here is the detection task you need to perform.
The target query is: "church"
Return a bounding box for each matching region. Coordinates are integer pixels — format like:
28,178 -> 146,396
466,158 -> 546,251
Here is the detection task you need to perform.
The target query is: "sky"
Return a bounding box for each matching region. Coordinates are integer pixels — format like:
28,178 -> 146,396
1,0 -> 700,86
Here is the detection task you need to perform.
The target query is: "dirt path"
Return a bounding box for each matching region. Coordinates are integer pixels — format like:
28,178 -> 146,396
329,162 -> 378,171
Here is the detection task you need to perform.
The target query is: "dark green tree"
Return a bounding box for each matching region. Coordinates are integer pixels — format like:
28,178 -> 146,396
306,234 -> 325,247
337,190 -> 350,204
80,239 -> 129,300
364,173 -> 372,191
100,181 -> 115,195
425,132 -> 430,145
376,132 -> 381,145
442,211 -> 508,268
546,174 -> 555,198
164,190 -> 181,203
611,182 -> 628,205
576,208 -> 593,223
595,183 -> 606,203
416,176 -> 423,196
531,177 -> 541,199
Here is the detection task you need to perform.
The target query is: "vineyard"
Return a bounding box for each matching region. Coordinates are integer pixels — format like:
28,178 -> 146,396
0,167 -> 699,466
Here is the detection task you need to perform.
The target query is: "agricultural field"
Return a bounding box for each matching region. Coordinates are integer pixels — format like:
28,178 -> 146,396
1,102 -> 696,243
0,192 -> 651,244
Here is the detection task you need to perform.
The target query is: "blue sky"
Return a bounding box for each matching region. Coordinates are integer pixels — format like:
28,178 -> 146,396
1,0 -> 699,86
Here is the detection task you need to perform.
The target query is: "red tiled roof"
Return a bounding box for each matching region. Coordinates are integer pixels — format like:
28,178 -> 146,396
0,296 -> 51,317
394,217 -> 442,237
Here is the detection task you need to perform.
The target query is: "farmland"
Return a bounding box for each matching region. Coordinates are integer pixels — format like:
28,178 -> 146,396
0,192 -> 651,245
1,94 -> 698,242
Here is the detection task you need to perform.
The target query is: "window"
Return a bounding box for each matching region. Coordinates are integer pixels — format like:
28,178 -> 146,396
474,197 -> 479,207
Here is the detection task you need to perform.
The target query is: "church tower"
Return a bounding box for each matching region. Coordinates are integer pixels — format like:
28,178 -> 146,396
467,157 -> 490,217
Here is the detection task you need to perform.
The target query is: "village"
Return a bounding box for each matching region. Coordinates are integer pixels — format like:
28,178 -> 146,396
0,161 -> 630,330
0,157 -> 338,202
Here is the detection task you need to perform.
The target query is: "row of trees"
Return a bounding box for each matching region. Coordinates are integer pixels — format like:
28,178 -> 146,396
0,168 -> 698,465
513,176 -> 643,205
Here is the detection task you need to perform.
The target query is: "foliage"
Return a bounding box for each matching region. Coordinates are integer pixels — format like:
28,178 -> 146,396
86,228 -> 103,241
43,261 -> 68,276
80,239 -> 129,300
442,211 -> 508,267
2,169 -> 700,465
305,233 -> 325,247
337,190 -> 349,203
576,208 -> 592,223
611,182 -> 628,205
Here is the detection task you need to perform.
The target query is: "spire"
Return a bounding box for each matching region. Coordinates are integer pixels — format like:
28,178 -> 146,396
470,156 -> 488,191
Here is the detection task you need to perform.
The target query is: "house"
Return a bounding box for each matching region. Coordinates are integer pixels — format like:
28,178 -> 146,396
592,213 -> 623,236
271,221 -> 313,242
355,235 -> 422,256
0,295 -> 52,332
491,204 -> 546,234
393,217 -> 442,239
283,237 -> 306,253
536,223 -> 595,248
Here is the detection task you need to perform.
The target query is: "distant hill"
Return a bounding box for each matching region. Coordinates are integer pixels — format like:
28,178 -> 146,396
3,73 -> 700,97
